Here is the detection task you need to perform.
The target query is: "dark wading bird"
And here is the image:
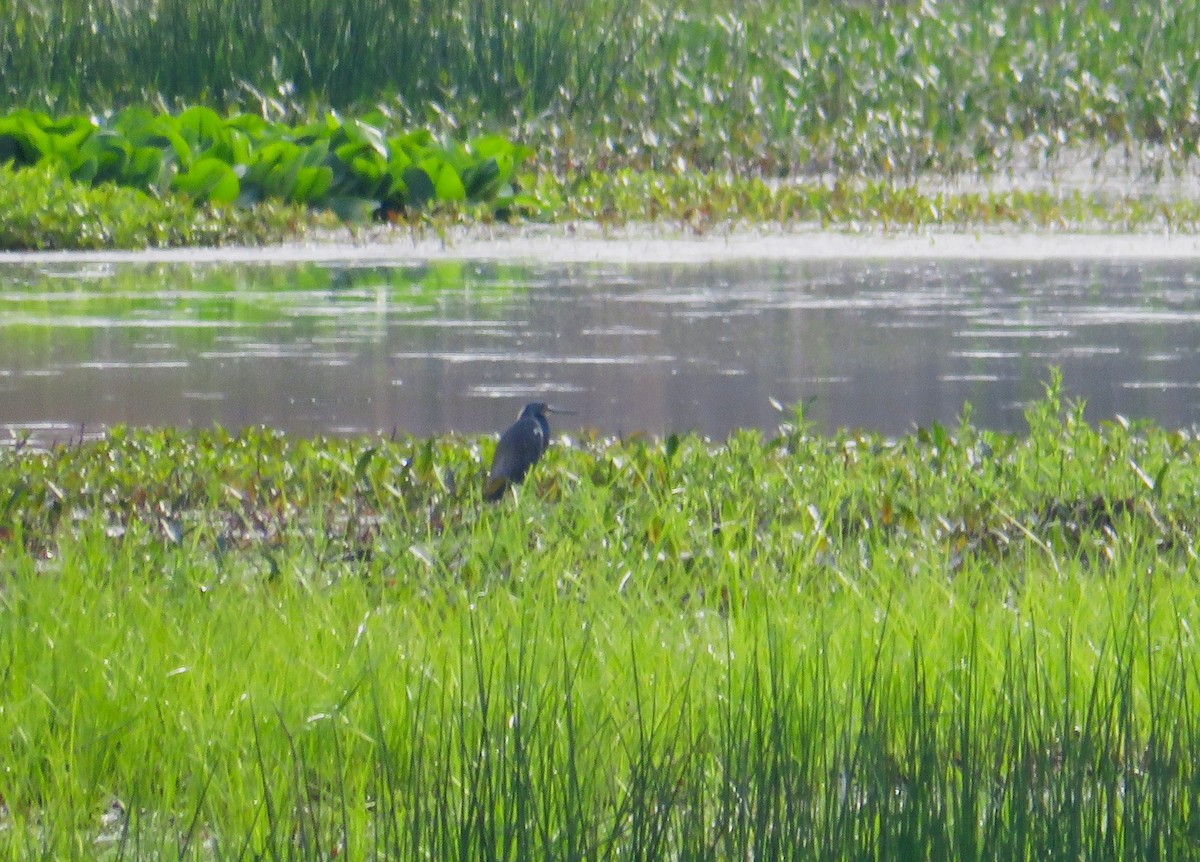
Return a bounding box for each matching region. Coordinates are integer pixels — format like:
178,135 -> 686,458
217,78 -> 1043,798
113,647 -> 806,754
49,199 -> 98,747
484,402 -> 574,501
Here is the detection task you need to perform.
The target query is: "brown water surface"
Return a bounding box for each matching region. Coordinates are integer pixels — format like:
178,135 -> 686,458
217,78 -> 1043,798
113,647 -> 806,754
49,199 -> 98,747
1,257 -> 1198,445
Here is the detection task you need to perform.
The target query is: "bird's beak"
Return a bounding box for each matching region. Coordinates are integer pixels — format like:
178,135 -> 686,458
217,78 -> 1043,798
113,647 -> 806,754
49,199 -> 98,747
545,406 -> 577,415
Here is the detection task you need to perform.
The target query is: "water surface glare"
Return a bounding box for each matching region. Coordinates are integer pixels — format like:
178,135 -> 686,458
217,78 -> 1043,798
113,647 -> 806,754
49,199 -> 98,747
1,258 -> 1199,444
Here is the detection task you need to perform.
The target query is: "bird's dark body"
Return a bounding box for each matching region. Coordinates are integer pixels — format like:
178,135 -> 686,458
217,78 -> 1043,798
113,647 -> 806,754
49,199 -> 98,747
484,402 -> 562,501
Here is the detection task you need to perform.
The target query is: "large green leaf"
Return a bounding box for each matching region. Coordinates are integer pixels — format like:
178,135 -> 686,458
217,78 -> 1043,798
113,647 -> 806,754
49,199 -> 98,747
172,157 -> 240,203
386,147 -> 413,177
401,166 -> 436,209
244,141 -> 304,199
126,146 -> 167,191
48,122 -> 93,157
156,125 -> 193,166
141,118 -> 193,167
391,129 -> 434,160
340,119 -> 389,159
77,130 -> 131,185
290,165 -> 333,204
225,114 -> 269,137
197,124 -> 250,166
299,138 -> 330,167
341,151 -> 389,197
420,155 -> 467,202
462,157 -> 503,200
0,115 -> 52,164
177,106 -> 225,147
293,114 -> 340,144
22,118 -> 94,180
69,157 -> 99,184
469,133 -> 514,160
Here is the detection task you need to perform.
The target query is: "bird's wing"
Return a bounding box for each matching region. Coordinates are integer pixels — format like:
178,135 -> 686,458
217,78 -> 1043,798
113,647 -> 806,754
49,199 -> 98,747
489,417 -> 546,484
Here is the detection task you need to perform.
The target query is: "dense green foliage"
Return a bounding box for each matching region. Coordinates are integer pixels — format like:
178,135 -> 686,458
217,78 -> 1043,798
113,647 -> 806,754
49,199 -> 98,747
3,0 -> 1199,173
0,162 -> 323,250
2,382 -> 1200,859
0,106 -> 536,217
4,0 -> 1198,247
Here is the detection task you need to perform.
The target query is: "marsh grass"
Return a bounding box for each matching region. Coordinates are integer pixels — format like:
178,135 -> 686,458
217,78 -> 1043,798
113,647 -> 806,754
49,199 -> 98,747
538,170 -> 1200,232
2,379 -> 1200,859
8,0 -> 1200,245
4,0 -> 1200,175
0,0 -> 653,127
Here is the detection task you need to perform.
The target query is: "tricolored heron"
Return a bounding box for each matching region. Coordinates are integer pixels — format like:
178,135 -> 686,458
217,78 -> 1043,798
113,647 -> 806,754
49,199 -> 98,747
484,402 -> 574,501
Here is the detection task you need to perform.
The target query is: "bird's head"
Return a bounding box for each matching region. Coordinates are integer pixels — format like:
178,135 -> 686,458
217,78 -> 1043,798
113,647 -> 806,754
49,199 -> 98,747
519,402 -> 550,420
519,402 -> 575,420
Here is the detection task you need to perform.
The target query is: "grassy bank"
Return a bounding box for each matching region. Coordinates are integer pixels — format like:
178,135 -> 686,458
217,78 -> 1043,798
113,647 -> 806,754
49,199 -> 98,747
2,381 -> 1199,859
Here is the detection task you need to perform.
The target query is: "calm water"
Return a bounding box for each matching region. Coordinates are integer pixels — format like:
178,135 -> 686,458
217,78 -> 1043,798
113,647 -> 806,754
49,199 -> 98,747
1,257 -> 1198,444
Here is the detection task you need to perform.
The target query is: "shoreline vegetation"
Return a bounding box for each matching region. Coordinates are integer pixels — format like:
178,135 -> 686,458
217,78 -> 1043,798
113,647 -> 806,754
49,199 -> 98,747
5,157 -> 1200,252
3,0 -> 1200,248
6,0 -> 1200,174
2,381 -> 1200,859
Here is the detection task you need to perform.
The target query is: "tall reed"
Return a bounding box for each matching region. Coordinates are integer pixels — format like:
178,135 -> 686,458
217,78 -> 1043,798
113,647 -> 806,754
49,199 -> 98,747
3,0 -> 1199,172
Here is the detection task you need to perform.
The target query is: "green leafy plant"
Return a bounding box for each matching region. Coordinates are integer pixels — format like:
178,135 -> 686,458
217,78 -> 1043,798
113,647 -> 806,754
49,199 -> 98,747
1,388 -> 1198,859
4,0 -> 1199,175
0,161 -> 320,250
0,106 -> 539,216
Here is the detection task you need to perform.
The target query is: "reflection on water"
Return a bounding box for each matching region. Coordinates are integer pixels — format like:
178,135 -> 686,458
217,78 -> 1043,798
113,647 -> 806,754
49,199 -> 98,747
0,257 -> 1198,444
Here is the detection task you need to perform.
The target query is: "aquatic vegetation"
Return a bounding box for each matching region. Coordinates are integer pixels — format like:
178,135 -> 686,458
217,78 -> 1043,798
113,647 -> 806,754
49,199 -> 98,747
1,381 -> 1199,859
0,162 -> 324,250
4,153 -> 1196,253
0,107 -> 537,218
0,105 -> 538,249
539,170 -> 1200,231
6,11 -> 1200,249
3,0 -> 1200,175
